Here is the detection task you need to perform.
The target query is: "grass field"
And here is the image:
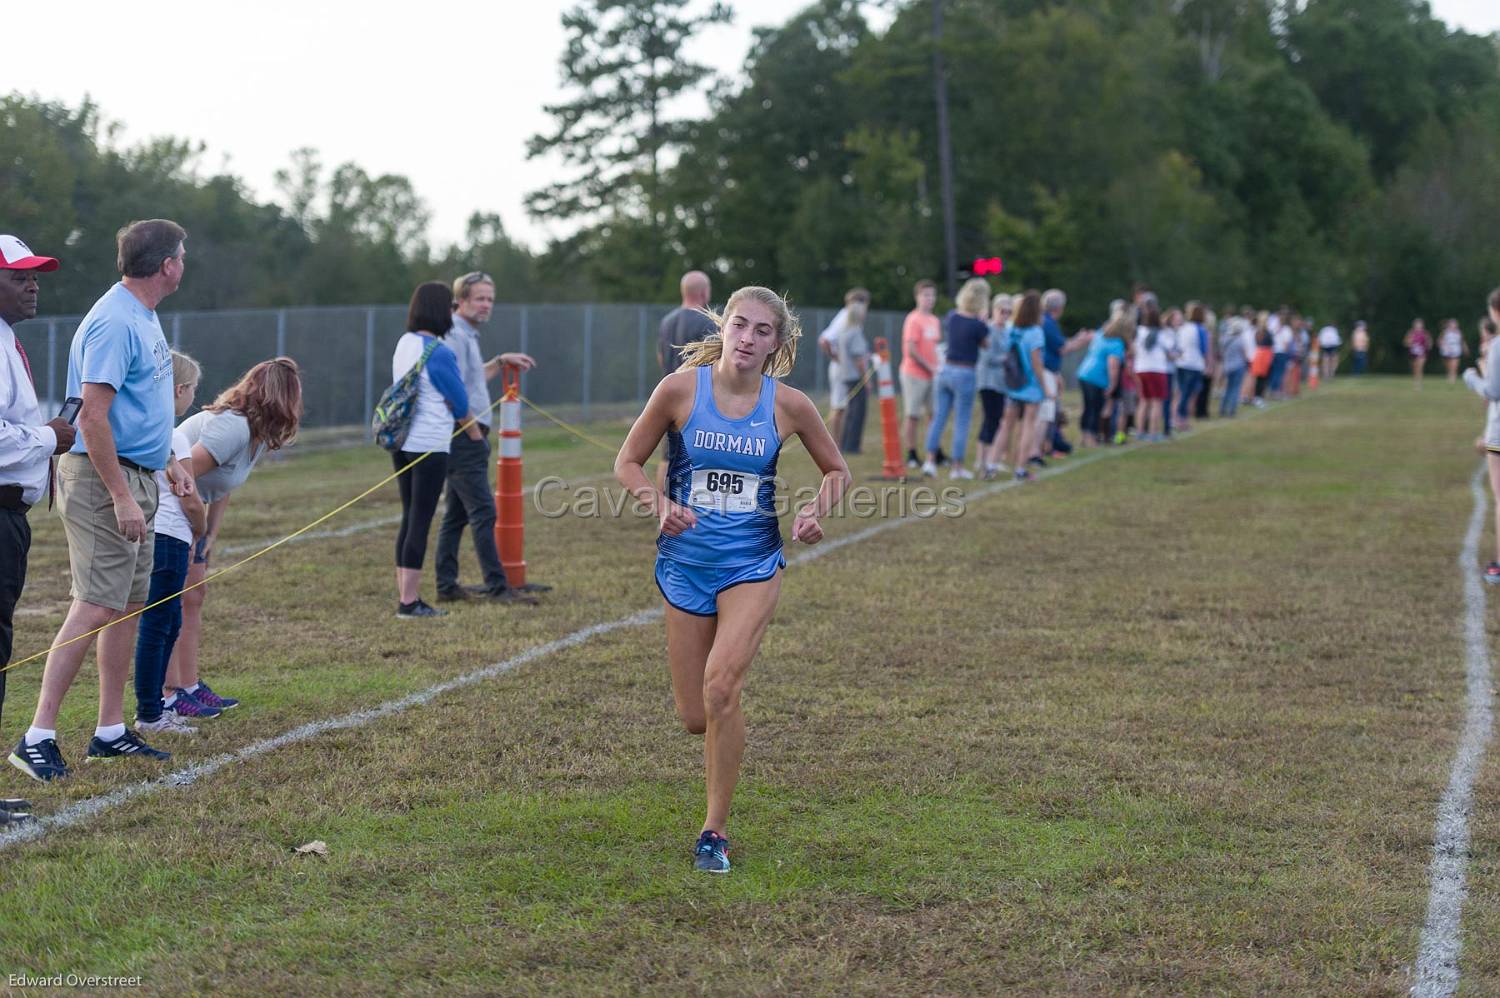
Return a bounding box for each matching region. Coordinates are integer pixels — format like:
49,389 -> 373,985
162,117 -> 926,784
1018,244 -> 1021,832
1,376 -> 1498,995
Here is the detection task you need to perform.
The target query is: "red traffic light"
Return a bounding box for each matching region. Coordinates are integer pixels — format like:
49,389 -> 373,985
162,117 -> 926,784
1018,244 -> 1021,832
972,256 -> 1003,276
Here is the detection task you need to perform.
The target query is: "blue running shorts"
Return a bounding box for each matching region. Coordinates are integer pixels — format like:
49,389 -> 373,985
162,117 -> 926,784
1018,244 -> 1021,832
654,549 -> 786,617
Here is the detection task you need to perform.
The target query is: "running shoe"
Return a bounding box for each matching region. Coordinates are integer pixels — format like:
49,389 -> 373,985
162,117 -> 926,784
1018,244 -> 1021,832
920,461 -> 938,479
191,682 -> 239,710
396,599 -> 448,619
135,713 -> 198,736
693,830 -> 731,873
1013,468 -> 1032,482
950,466 -> 975,480
1113,431 -> 1128,445
9,737 -> 68,782
85,730 -> 170,763
0,809 -> 32,828
1028,455 -> 1048,468
0,798 -> 32,816
1485,562 -> 1500,586
167,689 -> 222,719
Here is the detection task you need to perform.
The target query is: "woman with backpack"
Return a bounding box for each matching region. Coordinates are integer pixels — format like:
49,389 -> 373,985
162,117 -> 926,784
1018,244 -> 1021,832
993,290 -> 1047,481
385,281 -> 480,619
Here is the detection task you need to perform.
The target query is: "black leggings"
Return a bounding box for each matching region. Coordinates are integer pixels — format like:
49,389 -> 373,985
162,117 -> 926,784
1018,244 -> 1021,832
1253,374 -> 1269,399
1080,383 -> 1107,437
977,389 -> 1006,445
393,450 -> 449,570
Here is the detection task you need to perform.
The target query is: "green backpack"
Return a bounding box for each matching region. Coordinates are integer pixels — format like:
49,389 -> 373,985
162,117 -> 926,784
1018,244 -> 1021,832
371,338 -> 439,451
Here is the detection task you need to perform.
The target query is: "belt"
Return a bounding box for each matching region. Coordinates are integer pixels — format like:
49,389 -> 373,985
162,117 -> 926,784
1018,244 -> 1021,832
118,455 -> 158,475
0,484 -> 30,513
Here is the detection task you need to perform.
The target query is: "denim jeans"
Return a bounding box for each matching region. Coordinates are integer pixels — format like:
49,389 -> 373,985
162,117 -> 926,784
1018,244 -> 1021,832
1220,368 -> 1246,416
840,378 -> 868,454
925,365 -> 978,464
1269,353 -> 1291,392
1176,369 -> 1204,419
1352,351 -> 1368,375
133,533 -> 190,722
1163,372 -> 1175,435
435,428 -> 507,592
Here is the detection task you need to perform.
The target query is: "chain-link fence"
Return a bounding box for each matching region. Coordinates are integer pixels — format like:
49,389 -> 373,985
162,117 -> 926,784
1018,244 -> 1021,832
16,303 -> 923,429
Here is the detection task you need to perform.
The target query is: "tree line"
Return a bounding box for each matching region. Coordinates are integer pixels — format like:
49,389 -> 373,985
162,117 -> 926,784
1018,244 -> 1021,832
5,0 -> 1499,368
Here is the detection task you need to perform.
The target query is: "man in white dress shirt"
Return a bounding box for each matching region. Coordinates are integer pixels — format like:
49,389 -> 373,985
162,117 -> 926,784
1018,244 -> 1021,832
0,235 -> 76,825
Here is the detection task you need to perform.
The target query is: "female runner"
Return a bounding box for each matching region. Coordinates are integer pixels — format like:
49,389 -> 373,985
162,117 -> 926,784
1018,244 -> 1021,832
614,286 -> 850,873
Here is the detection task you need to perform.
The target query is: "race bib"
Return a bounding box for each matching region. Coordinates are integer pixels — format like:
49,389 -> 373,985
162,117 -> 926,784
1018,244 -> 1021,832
689,469 -> 760,513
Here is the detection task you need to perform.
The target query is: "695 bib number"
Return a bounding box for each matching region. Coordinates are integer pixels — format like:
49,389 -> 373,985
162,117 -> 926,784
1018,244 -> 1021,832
689,469 -> 759,513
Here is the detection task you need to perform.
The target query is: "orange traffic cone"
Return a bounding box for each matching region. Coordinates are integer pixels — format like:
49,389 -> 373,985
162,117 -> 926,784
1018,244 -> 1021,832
873,338 -> 905,481
494,365 -> 528,588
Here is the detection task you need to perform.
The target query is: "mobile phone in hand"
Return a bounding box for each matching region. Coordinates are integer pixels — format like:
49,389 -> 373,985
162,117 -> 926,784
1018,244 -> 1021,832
57,396 -> 83,425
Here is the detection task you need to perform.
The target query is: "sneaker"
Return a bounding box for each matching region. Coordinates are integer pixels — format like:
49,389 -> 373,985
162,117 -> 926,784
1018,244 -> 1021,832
1485,562 -> 1500,586
1113,431 -> 1128,445
1013,468 -> 1032,482
9,737 -> 68,782
950,466 -> 975,480
0,797 -> 32,816
906,456 -> 920,470
191,682 -> 239,711
1028,456 -> 1048,468
920,461 -> 938,479
167,689 -> 222,719
980,465 -> 998,481
693,830 -> 731,873
0,809 -> 33,828
86,729 -> 171,763
435,586 -> 472,603
396,599 -> 448,619
135,713 -> 198,736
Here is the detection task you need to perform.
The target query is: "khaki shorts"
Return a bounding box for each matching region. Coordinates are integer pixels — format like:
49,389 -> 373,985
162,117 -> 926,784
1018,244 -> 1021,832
900,371 -> 934,419
828,361 -> 847,411
1038,371 -> 1059,423
56,452 -> 159,611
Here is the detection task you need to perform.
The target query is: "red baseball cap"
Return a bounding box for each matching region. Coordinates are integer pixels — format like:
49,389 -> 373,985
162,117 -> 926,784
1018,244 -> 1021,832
0,234 -> 60,272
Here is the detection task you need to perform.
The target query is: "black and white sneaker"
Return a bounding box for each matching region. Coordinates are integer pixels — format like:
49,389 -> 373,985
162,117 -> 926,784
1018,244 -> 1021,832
85,730 -> 171,763
9,737 -> 70,782
396,599 -> 448,619
1,797 -> 34,816
0,808 -> 33,827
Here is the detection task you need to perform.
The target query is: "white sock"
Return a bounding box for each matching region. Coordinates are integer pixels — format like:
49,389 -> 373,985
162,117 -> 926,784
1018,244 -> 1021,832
163,692 -> 178,708
95,723 -> 126,742
24,727 -> 56,747
186,683 -> 202,694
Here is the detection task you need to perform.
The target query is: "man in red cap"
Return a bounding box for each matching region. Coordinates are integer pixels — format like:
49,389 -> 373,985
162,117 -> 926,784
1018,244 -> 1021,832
0,235 -> 77,826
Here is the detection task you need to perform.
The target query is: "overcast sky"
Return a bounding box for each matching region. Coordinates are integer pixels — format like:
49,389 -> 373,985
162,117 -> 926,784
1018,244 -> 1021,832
12,0 -> 1498,251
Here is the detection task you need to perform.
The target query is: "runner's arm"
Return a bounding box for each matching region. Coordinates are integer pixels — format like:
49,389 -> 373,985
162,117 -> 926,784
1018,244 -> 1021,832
615,374 -> 696,535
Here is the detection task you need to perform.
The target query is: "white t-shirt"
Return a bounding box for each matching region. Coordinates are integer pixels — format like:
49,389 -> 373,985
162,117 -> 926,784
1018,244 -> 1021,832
153,428 -> 194,545
178,408 -> 264,504
1317,325 -> 1341,349
1176,323 -> 1206,371
1159,325 -> 1179,372
1134,327 -> 1170,374
820,307 -> 849,381
1440,329 -> 1464,357
1273,326 -> 1295,353
392,332 -> 455,453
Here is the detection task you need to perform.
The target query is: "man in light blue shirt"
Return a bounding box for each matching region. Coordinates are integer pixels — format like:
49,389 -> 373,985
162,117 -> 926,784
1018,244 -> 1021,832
11,219 -> 195,782
433,272 -> 540,603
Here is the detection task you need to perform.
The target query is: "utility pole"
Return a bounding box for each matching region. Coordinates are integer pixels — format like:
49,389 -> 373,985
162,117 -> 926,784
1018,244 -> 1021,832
932,0 -> 958,297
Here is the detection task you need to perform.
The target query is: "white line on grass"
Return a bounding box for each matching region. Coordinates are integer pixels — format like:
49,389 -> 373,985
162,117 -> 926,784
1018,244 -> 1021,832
0,409 -> 1263,852
1411,464 -> 1497,997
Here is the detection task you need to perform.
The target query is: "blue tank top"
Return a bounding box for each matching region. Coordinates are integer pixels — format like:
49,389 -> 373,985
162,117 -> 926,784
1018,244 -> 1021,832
657,365 -> 783,567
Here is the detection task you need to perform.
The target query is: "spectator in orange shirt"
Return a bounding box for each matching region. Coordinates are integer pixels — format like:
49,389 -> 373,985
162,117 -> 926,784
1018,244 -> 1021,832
899,280 -> 941,469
